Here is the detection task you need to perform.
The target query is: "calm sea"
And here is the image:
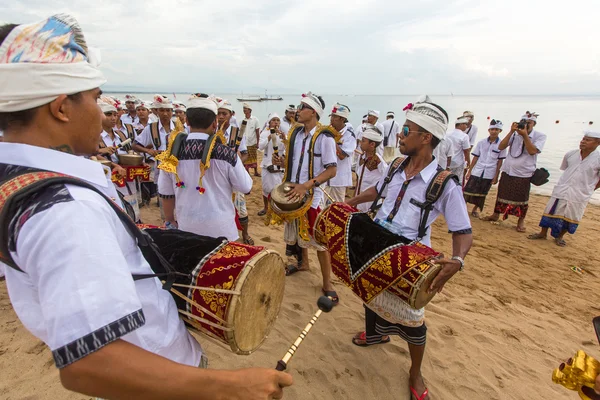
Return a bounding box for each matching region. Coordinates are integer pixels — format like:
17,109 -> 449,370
107,93 -> 600,204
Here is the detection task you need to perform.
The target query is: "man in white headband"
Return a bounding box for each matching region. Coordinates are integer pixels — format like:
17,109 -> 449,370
367,110 -> 385,139
528,130 -> 600,246
258,112 -> 286,215
325,102 -> 356,203
445,116 -> 472,184
354,125 -> 387,212
241,102 -> 261,176
122,94 -> 140,126
216,98 -> 254,245
483,113 -> 547,232
353,114 -> 370,172
0,15 -> 290,399
133,94 -> 175,209
462,111 -> 478,149
280,104 -> 297,135
347,95 -> 472,400
272,91 -> 340,303
159,94 -> 254,243
381,110 -> 401,163
173,101 -> 188,132
464,119 -> 507,218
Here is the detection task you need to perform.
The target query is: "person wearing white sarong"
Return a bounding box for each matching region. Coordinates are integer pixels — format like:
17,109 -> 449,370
324,103 -> 356,204
258,113 -> 286,215
528,131 -> 600,246
381,111 -> 401,163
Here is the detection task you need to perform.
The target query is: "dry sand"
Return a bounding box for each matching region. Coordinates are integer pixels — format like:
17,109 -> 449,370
1,174 -> 600,400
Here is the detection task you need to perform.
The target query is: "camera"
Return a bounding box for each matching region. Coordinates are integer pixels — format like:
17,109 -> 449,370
517,119 -> 527,130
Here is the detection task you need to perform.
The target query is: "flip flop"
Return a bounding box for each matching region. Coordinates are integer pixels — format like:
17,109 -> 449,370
481,215 -> 498,222
410,386 -> 429,400
257,209 -> 267,216
555,238 -> 567,247
285,265 -> 308,276
527,233 -> 546,240
243,236 -> 255,245
471,211 -> 480,218
322,289 -> 339,305
352,331 -> 390,347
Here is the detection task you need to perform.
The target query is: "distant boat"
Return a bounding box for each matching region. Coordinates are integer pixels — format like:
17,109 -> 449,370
237,95 -> 262,102
260,95 -> 283,101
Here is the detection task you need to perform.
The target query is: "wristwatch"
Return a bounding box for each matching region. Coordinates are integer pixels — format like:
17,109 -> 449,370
451,256 -> 465,271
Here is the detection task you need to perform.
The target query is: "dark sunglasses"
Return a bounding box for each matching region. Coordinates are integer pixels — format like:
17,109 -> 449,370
298,103 -> 314,111
401,126 -> 421,137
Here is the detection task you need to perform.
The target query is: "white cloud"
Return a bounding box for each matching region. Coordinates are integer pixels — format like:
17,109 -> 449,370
1,0 -> 599,94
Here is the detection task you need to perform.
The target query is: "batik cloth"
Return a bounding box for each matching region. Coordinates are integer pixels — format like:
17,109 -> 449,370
463,175 -> 494,210
493,172 -> 531,219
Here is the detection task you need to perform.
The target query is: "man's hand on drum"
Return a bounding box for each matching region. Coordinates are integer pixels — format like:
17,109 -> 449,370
285,182 -> 308,201
112,164 -> 127,178
428,258 -> 461,294
227,368 -> 293,400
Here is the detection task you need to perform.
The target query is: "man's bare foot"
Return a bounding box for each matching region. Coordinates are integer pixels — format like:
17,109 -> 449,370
516,225 -> 526,233
481,215 -> 499,222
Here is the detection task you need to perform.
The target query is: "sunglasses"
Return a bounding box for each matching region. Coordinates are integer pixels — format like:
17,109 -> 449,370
298,103 -> 314,112
401,126 -> 421,137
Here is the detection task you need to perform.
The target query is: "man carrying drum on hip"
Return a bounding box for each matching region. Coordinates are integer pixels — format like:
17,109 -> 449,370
0,15 -> 291,400
347,95 -> 472,400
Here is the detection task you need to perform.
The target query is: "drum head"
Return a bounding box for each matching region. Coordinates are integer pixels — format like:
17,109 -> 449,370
227,250 -> 285,354
412,263 -> 441,309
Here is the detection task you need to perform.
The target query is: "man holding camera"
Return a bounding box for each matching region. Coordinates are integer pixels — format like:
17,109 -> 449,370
483,115 -> 547,232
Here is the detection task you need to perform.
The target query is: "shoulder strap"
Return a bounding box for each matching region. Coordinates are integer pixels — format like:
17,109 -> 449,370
229,127 -> 239,148
386,120 -> 395,139
124,124 -> 136,140
98,138 -> 106,149
283,124 -> 304,182
172,132 -> 188,158
0,171 -> 180,290
150,122 -> 161,149
115,129 -> 128,143
409,168 -> 459,240
368,156 -> 408,215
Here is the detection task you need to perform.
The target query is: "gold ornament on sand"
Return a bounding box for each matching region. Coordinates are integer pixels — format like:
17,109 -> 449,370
552,350 -> 600,400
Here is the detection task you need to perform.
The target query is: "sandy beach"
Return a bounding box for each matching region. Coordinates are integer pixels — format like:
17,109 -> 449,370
1,175 -> 599,400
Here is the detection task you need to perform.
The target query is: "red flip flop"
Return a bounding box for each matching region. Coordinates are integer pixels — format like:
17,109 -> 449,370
410,386 -> 429,400
351,331 -> 390,347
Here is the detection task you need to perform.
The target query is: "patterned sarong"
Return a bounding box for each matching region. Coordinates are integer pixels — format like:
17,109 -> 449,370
244,145 -> 258,169
464,175 -> 493,210
494,172 -> 531,219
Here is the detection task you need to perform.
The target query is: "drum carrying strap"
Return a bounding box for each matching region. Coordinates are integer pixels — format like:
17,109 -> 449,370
124,123 -> 136,140
368,156 -> 409,216
150,122 -> 162,149
0,170 -> 185,290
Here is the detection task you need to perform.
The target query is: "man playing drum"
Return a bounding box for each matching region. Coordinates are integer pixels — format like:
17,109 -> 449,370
0,15 -> 291,400
347,95 -> 473,400
272,92 -> 340,304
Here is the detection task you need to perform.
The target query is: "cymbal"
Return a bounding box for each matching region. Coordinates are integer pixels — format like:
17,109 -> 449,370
270,182 -> 308,212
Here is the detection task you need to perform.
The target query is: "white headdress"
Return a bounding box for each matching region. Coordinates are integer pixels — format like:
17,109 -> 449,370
152,94 -> 173,109
404,95 -> 449,140
300,92 -> 324,117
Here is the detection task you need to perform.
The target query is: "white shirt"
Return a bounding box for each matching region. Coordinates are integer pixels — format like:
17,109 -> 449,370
471,137 -> 507,180
230,116 -> 239,128
552,149 -> 600,204
280,118 -> 294,136
136,120 -> 175,152
433,138 -> 452,169
465,124 -> 478,147
356,152 -> 387,212
329,124 -> 357,187
258,128 -> 286,168
446,128 -> 471,169
382,119 -> 401,149
289,126 -> 338,208
243,116 -> 261,146
121,112 -> 139,126
355,123 -> 365,141
376,122 -> 385,137
0,143 -> 201,369
157,132 -> 253,240
375,159 -> 471,246
502,130 -> 547,178
149,113 -> 159,123
223,125 -> 247,152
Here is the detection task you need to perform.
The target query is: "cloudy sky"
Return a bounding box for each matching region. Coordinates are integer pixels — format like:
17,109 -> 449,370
2,0 -> 599,95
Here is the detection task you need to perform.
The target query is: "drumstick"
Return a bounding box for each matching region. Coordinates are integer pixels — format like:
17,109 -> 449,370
275,296 -> 334,371
315,182 -> 337,204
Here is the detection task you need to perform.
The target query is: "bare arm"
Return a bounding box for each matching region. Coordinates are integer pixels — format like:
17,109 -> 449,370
497,129 -> 514,151
133,143 -> 158,156
467,155 -> 479,172
239,151 -> 248,163
347,185 -> 378,207
60,339 -> 292,400
463,149 -> 471,168
428,232 -> 473,293
285,166 -> 337,199
493,159 -> 504,184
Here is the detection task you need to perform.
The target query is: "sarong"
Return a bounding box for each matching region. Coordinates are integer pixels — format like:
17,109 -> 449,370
539,197 -> 584,238
463,175 -> 493,210
244,145 -> 258,169
493,172 -> 531,219
449,165 -> 465,185
261,168 -> 284,197
364,306 -> 427,346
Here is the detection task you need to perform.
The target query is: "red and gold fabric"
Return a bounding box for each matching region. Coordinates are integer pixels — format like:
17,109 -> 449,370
111,164 -> 151,187
314,202 -> 440,304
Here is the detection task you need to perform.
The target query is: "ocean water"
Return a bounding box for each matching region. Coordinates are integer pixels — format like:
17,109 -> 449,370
108,93 -> 600,204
